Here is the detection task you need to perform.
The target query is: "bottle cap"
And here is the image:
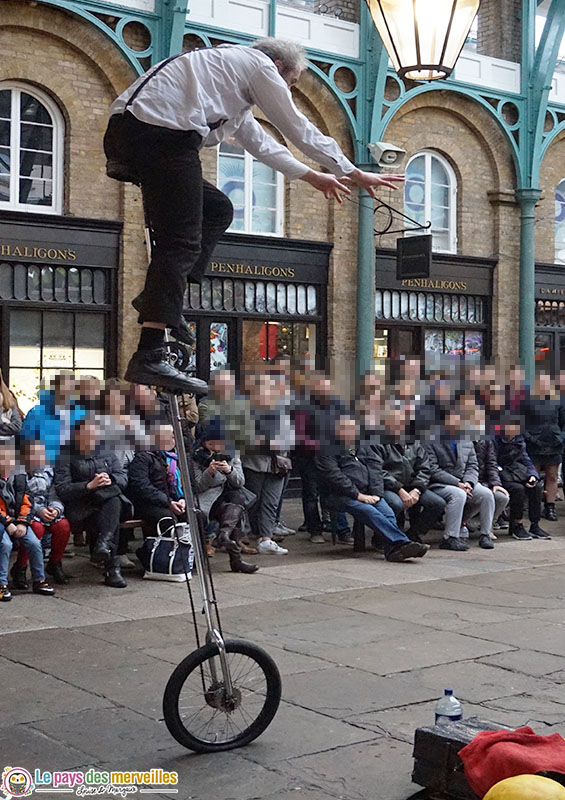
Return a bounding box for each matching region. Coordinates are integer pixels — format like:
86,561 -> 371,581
445,689 -> 453,695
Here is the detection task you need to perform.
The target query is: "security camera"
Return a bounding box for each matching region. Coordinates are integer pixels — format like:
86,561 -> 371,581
368,142 -> 407,168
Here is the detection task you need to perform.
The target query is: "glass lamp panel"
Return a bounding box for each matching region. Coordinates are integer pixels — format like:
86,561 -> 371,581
367,0 -> 417,72
440,0 -> 480,66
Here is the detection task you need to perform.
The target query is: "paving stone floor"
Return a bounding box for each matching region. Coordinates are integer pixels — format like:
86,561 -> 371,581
1,500 -> 565,800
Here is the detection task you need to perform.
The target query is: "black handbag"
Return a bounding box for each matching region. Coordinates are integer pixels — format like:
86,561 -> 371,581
136,518 -> 194,583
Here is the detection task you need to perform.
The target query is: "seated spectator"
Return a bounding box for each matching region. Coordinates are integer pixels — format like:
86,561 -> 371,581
314,416 -> 429,562
192,419 -> 258,574
0,369 -> 23,443
0,442 -> 54,601
11,440 -> 71,587
20,372 -> 85,465
373,408 -> 445,543
426,410 -> 495,551
522,372 -> 565,521
470,432 -> 510,539
55,418 -> 131,589
494,415 -> 551,541
242,372 -> 294,555
127,424 -> 187,539
129,383 -> 169,433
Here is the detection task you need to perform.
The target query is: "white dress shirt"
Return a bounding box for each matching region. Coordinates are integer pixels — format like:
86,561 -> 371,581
110,45 -> 356,180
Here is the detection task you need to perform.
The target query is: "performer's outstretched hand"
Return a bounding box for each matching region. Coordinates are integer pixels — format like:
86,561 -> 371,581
301,169 -> 352,202
346,168 -> 405,196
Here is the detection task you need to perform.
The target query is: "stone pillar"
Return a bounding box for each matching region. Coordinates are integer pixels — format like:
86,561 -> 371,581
477,0 -> 522,62
487,190 -> 521,371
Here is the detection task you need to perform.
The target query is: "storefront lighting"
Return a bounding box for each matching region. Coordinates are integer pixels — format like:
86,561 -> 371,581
365,0 -> 480,81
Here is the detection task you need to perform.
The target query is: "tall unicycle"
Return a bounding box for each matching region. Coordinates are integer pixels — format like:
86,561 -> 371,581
140,208 -> 282,753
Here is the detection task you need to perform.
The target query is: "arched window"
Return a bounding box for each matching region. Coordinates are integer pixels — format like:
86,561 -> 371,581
218,139 -> 284,236
555,178 -> 565,265
404,151 -> 457,253
0,83 -> 63,214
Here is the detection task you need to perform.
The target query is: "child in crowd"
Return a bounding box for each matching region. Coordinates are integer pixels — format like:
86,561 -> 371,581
0,442 -> 55,601
10,440 -> 71,588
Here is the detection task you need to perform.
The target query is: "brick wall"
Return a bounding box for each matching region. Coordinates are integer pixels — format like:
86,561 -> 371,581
477,0 -> 522,62
536,133 -> 565,264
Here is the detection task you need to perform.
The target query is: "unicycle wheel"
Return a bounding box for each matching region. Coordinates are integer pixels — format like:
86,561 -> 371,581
163,639 -> 282,753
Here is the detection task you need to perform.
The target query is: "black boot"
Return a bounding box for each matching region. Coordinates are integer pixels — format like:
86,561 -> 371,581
104,556 -> 127,588
530,521 -> 552,539
132,294 -> 196,347
92,531 -> 115,560
214,503 -> 245,550
229,550 -> 259,574
10,565 -> 28,590
544,502 -> 557,521
46,560 -> 71,584
125,347 -> 208,395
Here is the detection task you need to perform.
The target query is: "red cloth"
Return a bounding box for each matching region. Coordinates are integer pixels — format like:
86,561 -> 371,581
459,726 -> 565,798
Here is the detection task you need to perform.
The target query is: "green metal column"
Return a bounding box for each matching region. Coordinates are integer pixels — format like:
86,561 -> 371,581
516,187 -> 540,383
356,181 -> 376,377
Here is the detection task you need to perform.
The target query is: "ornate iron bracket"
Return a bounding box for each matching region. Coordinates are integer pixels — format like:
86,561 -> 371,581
373,199 -> 432,235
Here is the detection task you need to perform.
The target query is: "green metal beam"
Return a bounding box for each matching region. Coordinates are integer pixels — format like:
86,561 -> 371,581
155,0 -> 189,60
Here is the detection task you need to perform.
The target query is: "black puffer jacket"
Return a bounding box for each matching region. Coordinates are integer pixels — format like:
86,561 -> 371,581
473,439 -> 502,488
494,435 -> 539,485
372,442 -> 431,493
522,396 -> 565,459
314,444 -> 383,500
126,450 -> 171,510
54,450 -> 130,527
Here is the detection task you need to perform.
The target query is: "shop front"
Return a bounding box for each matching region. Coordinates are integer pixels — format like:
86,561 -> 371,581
183,232 -> 330,382
535,264 -> 565,374
374,248 -> 494,372
0,211 -> 119,412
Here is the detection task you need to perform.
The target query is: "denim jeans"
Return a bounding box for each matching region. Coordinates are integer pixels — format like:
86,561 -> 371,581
383,489 -> 446,537
0,524 -> 45,584
104,112 -> 233,328
328,497 -> 410,555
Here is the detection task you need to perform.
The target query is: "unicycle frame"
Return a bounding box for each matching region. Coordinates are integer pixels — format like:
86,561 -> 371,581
166,390 -> 234,697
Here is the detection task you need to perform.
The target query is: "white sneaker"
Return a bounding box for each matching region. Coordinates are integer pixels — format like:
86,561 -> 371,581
257,539 -> 288,555
274,521 -> 296,536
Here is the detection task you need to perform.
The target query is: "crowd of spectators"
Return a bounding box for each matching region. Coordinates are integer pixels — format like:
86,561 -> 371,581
0,358 -> 564,601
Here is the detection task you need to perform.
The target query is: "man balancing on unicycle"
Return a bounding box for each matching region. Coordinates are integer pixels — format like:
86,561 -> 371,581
105,37 -> 403,393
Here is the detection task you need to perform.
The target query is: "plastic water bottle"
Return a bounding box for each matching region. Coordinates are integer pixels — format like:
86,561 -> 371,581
435,689 -> 463,725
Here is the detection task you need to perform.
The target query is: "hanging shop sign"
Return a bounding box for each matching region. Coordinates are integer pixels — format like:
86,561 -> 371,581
377,247 -> 494,295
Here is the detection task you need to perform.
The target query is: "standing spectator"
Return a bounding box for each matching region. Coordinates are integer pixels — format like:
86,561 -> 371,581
292,372 -> 325,542
314,416 -> 429,562
97,380 -> 148,467
242,373 -> 293,555
198,369 -> 256,455
192,419 -> 258,574
373,408 -> 445,543
426,410 -> 495,551
11,440 -> 71,587
77,375 -> 102,413
55,419 -> 131,588
494,415 -> 551,540
506,365 -> 528,415
20,373 -> 85,465
0,442 -> 54,601
523,373 -> 565,521
0,369 -> 23,443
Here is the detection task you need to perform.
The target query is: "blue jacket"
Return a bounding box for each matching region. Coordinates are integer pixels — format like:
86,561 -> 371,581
20,391 -> 86,465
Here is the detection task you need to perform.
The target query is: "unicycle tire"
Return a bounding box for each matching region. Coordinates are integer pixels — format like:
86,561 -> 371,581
163,639 -> 282,753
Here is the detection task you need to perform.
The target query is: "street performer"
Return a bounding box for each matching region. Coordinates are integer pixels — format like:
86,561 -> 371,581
105,37 -> 403,392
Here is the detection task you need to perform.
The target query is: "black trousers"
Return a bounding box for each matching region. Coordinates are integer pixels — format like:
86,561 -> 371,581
84,497 -> 122,554
502,480 -> 542,523
103,112 -> 234,328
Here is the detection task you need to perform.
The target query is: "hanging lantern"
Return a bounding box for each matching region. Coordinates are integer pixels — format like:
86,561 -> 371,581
365,0 -> 480,81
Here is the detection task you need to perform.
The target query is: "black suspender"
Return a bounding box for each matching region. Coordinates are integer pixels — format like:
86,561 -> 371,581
124,53 -> 186,110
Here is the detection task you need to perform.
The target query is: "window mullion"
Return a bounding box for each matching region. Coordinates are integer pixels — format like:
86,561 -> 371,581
245,152 -> 253,234
10,88 -> 19,209
425,153 -> 431,232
